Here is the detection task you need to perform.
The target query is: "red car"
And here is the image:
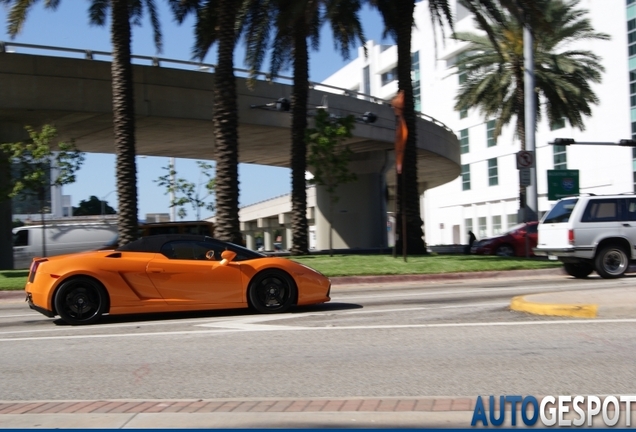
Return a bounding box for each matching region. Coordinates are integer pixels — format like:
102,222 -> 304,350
470,222 -> 538,257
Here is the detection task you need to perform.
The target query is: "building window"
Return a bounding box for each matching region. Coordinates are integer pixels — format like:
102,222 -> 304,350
492,215 -> 502,235
460,108 -> 468,119
460,129 -> 469,154
629,19 -> 636,57
412,51 -> 421,112
381,67 -> 397,86
363,65 -> 370,97
457,53 -> 467,84
461,164 -> 471,191
486,120 -> 496,147
554,145 -> 567,170
488,158 -> 498,186
507,213 -> 517,228
550,118 -> 566,130
465,218 -> 473,239
478,216 -> 487,238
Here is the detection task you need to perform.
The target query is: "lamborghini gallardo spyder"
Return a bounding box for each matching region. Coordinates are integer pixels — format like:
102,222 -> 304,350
25,234 -> 331,325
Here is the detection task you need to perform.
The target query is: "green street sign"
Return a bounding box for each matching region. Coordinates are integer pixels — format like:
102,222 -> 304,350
547,169 -> 579,201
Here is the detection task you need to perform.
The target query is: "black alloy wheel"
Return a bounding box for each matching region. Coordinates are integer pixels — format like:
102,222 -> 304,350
54,277 -> 108,325
248,270 -> 295,314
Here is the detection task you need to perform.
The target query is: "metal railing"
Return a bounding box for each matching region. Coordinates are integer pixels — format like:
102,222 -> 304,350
0,40 -> 454,134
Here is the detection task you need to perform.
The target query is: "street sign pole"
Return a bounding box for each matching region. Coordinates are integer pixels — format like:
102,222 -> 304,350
524,22 -> 538,223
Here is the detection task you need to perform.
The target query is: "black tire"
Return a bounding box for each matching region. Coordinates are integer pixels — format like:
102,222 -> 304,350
594,246 -> 629,279
495,244 -> 515,257
248,270 -> 296,314
563,262 -> 594,279
54,277 -> 108,325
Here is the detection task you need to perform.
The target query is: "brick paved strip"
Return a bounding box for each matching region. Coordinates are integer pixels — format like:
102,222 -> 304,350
92,401 -> 126,414
194,402 -> 226,413
108,402 -> 144,414
452,398 -> 473,411
41,402 -> 79,414
124,401 -> 160,413
249,401 -> 276,413
0,403 -> 21,414
414,399 -> 434,411
58,402 -> 95,414
230,401 -> 260,413
395,400 -> 417,412
339,400 -> 362,412
74,401 -> 110,413
212,401 -> 242,413
5,403 -> 47,415
177,401 -> 207,413
26,402 -> 65,414
284,401 -> 310,413
321,400 -> 345,412
377,399 -> 398,412
302,400 -> 328,412
267,401 -> 292,412
145,402 -> 176,413
358,399 -> 381,412
160,401 -> 192,413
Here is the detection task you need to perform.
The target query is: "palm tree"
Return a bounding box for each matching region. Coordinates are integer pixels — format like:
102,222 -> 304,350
241,0 -> 365,255
371,0 -> 455,255
453,0 -> 608,161
169,0 -> 243,244
3,0 -> 163,247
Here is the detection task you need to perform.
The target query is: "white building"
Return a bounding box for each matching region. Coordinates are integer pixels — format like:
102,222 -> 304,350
323,0 -> 634,246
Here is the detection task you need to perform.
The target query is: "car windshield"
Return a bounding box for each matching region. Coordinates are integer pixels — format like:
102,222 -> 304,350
543,198 -> 579,223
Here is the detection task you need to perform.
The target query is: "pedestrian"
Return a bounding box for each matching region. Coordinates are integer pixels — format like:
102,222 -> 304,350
466,230 -> 477,254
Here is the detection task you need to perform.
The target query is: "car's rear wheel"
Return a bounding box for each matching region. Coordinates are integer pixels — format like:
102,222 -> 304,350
595,246 -> 629,279
248,270 -> 295,314
495,244 -> 515,257
54,277 -> 108,325
563,262 -> 594,279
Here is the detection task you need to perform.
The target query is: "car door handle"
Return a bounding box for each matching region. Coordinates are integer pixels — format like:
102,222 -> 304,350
149,268 -> 164,273
623,223 -> 632,227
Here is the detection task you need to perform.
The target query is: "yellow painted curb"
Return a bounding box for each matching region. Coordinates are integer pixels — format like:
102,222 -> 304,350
510,295 -> 598,318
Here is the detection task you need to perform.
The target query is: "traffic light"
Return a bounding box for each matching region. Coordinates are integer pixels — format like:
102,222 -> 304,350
552,138 -> 575,145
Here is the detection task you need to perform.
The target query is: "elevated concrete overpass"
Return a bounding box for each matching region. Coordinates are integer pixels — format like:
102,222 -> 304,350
0,43 -> 460,250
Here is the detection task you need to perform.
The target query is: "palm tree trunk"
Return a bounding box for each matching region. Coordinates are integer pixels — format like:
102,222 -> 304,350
395,0 -> 426,255
111,0 -> 139,247
515,66 -> 526,218
290,22 -> 309,256
213,0 -> 242,244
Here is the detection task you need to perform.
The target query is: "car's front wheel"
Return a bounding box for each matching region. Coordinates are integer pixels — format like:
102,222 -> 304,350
248,270 -> 296,314
563,262 -> 594,279
495,244 -> 515,257
54,277 -> 108,325
595,246 -> 629,279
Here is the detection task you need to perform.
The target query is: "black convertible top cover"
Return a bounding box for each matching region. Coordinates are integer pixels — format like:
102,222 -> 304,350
116,234 -> 211,253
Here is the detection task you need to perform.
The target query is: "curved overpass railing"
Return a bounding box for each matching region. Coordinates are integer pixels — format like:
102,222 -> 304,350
0,40 -> 454,134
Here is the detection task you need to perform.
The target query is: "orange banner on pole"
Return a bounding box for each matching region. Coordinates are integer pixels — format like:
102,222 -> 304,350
391,91 -> 407,175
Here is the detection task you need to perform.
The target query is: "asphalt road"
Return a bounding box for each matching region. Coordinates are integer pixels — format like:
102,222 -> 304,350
1,274 -> 635,401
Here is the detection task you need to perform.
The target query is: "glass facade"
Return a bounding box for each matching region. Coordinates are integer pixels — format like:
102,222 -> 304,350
488,158 -> 498,186
460,129 -> 469,154
554,145 -> 567,169
412,51 -> 421,112
461,164 -> 470,191
486,120 -> 496,147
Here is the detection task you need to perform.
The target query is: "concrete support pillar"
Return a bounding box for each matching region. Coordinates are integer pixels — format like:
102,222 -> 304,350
263,229 -> 273,251
313,150 -> 391,251
285,226 -> 292,250
245,231 -> 255,250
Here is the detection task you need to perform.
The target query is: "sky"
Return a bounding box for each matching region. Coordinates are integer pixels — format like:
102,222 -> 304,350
0,2 -> 388,221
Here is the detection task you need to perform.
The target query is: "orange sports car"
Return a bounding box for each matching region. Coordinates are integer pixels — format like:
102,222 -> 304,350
25,234 -> 331,325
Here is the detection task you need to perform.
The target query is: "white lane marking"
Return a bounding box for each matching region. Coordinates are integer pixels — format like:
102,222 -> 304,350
1,318 -> 636,342
0,314 -> 39,318
332,282 -> 615,301
336,302 -> 509,315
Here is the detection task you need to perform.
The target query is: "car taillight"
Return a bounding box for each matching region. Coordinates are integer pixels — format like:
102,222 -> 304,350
568,229 -> 575,245
28,259 -> 48,283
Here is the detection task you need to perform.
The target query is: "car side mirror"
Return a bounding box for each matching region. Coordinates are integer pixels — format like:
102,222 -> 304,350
219,250 -> 237,266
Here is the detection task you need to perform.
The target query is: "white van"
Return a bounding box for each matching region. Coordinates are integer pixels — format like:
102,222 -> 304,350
13,222 -> 118,269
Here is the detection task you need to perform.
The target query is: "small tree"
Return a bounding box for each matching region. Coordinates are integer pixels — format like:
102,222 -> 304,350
2,125 -> 84,257
155,161 -> 216,220
307,109 -> 357,256
73,195 -> 117,216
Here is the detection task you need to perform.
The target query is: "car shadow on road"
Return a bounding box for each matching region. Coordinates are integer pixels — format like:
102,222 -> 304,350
51,302 -> 362,326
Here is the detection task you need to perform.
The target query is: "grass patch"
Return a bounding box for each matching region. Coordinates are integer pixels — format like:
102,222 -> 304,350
288,254 -> 562,277
0,270 -> 28,291
0,255 -> 562,290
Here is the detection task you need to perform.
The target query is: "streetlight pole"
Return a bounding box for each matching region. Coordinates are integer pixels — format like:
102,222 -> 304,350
101,190 -> 116,219
523,18 -> 538,223
169,157 -> 176,222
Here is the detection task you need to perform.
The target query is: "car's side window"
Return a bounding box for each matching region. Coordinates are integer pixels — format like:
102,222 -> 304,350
626,199 -> 636,222
581,199 -> 621,223
13,230 -> 29,247
160,241 -> 222,261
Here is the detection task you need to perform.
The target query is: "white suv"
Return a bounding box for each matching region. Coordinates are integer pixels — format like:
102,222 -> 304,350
535,194 -> 636,278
